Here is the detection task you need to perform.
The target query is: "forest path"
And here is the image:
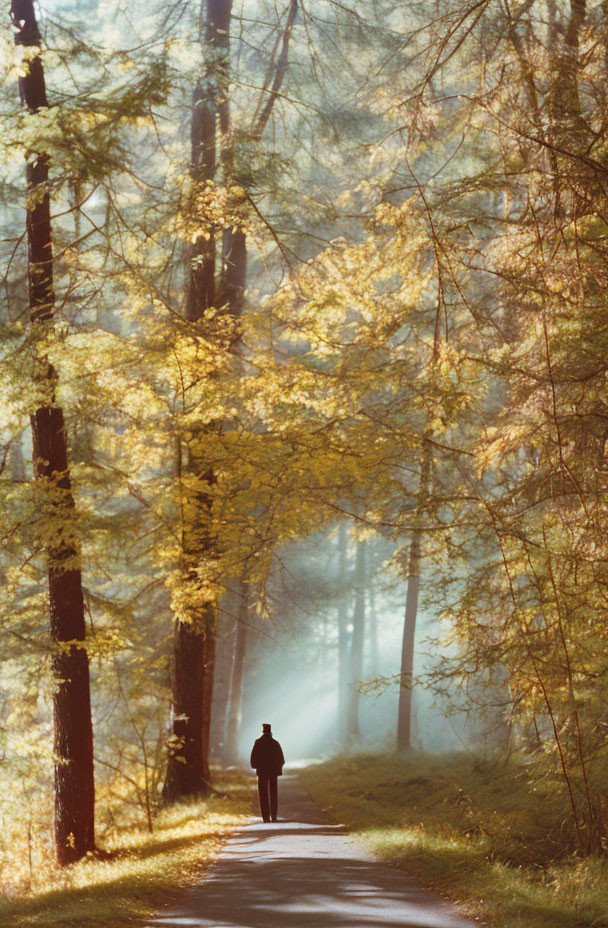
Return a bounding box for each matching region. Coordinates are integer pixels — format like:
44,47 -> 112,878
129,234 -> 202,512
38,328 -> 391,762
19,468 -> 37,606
145,773 -> 477,928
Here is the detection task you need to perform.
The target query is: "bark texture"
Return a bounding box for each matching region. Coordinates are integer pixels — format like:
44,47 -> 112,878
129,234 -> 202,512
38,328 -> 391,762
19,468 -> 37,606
336,523 -> 350,741
397,449 -> 432,751
224,580 -> 248,760
367,579 -> 378,677
345,539 -> 366,739
164,0 -> 232,799
396,532 -> 421,751
12,0 -> 95,864
164,610 -> 207,797
165,0 -> 297,796
164,465 -> 217,797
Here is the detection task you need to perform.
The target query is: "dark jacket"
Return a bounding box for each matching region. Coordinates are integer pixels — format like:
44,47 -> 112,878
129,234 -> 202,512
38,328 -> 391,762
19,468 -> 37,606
250,733 -> 285,777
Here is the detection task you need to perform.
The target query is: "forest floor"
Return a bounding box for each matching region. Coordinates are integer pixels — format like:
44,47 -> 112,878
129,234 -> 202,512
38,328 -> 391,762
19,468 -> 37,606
5,755 -> 608,928
0,768 -> 253,928
300,752 -> 608,928
142,772 -> 477,928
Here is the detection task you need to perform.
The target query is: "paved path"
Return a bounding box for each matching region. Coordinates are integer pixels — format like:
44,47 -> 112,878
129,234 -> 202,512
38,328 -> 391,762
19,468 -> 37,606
146,774 -> 478,928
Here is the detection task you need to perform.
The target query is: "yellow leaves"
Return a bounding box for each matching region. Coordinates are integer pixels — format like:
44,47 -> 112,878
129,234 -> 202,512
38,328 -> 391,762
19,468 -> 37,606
268,233 -> 431,369
88,628 -> 127,661
175,180 -> 252,246
166,567 -> 222,624
16,104 -> 64,154
11,43 -> 44,79
428,416 -> 446,434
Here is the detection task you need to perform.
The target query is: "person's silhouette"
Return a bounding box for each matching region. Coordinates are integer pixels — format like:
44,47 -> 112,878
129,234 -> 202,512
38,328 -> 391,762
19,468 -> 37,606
250,723 -> 285,822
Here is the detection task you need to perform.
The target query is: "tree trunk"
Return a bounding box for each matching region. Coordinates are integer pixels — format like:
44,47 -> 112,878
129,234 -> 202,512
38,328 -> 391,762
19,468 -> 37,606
550,0 -> 586,127
186,0 -> 231,320
346,538 -> 366,740
220,227 -> 247,323
224,580 -> 248,761
164,612 -> 207,797
164,441 -> 218,794
201,611 -> 216,782
186,76 -> 216,319
396,531 -> 421,751
219,0 -> 297,324
164,0 -> 233,799
10,433 -> 26,481
368,574 -> 378,677
11,0 -> 95,864
336,523 -> 350,741
209,586 -> 238,755
165,0 -> 297,797
397,449 -> 431,751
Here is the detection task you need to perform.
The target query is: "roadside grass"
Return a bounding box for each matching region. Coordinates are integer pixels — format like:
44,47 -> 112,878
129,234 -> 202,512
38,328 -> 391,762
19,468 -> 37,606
0,768 -> 254,928
300,752 -> 608,928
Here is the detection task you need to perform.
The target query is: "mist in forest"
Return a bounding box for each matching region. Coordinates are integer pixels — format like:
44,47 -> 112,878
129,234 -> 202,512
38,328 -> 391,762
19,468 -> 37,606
235,622 -> 463,763
212,530 -> 468,765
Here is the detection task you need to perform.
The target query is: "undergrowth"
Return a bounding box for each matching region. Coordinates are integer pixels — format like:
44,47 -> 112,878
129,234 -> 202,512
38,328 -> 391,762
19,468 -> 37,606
300,752 -> 608,928
0,768 -> 254,928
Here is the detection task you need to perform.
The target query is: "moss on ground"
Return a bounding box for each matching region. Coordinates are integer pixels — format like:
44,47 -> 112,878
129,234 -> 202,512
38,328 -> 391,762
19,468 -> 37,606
299,752 -> 608,928
0,768 -> 254,928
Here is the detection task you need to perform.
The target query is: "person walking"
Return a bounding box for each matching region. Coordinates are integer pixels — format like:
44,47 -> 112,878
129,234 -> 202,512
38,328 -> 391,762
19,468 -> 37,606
250,723 -> 285,823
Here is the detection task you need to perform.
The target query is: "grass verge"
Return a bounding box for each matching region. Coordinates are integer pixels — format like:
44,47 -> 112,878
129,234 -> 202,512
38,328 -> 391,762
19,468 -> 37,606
0,768 -> 254,928
299,752 -> 608,928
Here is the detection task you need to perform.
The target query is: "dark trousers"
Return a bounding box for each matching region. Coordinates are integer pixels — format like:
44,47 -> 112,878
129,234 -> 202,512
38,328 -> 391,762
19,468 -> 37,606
257,775 -> 278,821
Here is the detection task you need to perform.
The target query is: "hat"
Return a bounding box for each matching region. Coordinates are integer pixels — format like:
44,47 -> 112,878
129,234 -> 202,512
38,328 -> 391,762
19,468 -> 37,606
262,723 -> 271,734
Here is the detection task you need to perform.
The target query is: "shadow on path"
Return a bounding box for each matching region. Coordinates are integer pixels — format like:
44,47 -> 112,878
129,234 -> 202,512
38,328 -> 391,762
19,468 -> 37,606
146,775 -> 476,928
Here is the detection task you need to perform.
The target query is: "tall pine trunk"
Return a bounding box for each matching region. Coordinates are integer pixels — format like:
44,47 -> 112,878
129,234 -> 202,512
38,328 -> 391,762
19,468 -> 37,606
336,523 -> 350,741
397,449 -> 431,751
201,618 -> 216,782
367,574 -> 378,676
224,580 -> 248,761
165,616 -> 206,796
345,539 -> 366,739
164,0 -> 231,799
396,531 -> 421,751
165,0 -> 297,797
11,0 -> 95,864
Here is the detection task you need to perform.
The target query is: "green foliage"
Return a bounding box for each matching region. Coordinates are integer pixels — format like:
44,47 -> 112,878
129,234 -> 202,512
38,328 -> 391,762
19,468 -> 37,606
301,753 -> 608,928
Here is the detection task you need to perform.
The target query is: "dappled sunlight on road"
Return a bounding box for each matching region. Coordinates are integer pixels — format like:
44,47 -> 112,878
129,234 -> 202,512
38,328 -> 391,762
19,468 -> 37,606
146,776 -> 476,928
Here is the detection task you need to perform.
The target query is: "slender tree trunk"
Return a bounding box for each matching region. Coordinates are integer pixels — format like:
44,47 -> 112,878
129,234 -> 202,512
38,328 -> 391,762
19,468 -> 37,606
187,75 -> 216,317
10,433 -> 26,481
220,227 -> 247,321
165,0 -> 235,799
11,0 -> 95,864
552,0 -> 586,125
336,523 -> 350,741
208,590 -> 236,754
219,0 -> 296,322
346,539 -> 366,739
201,613 -> 216,782
224,580 -> 248,761
183,0 -> 234,792
165,0 -> 297,796
397,449 -> 431,751
368,574 -> 378,677
164,616 -> 207,796
396,532 -> 421,751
